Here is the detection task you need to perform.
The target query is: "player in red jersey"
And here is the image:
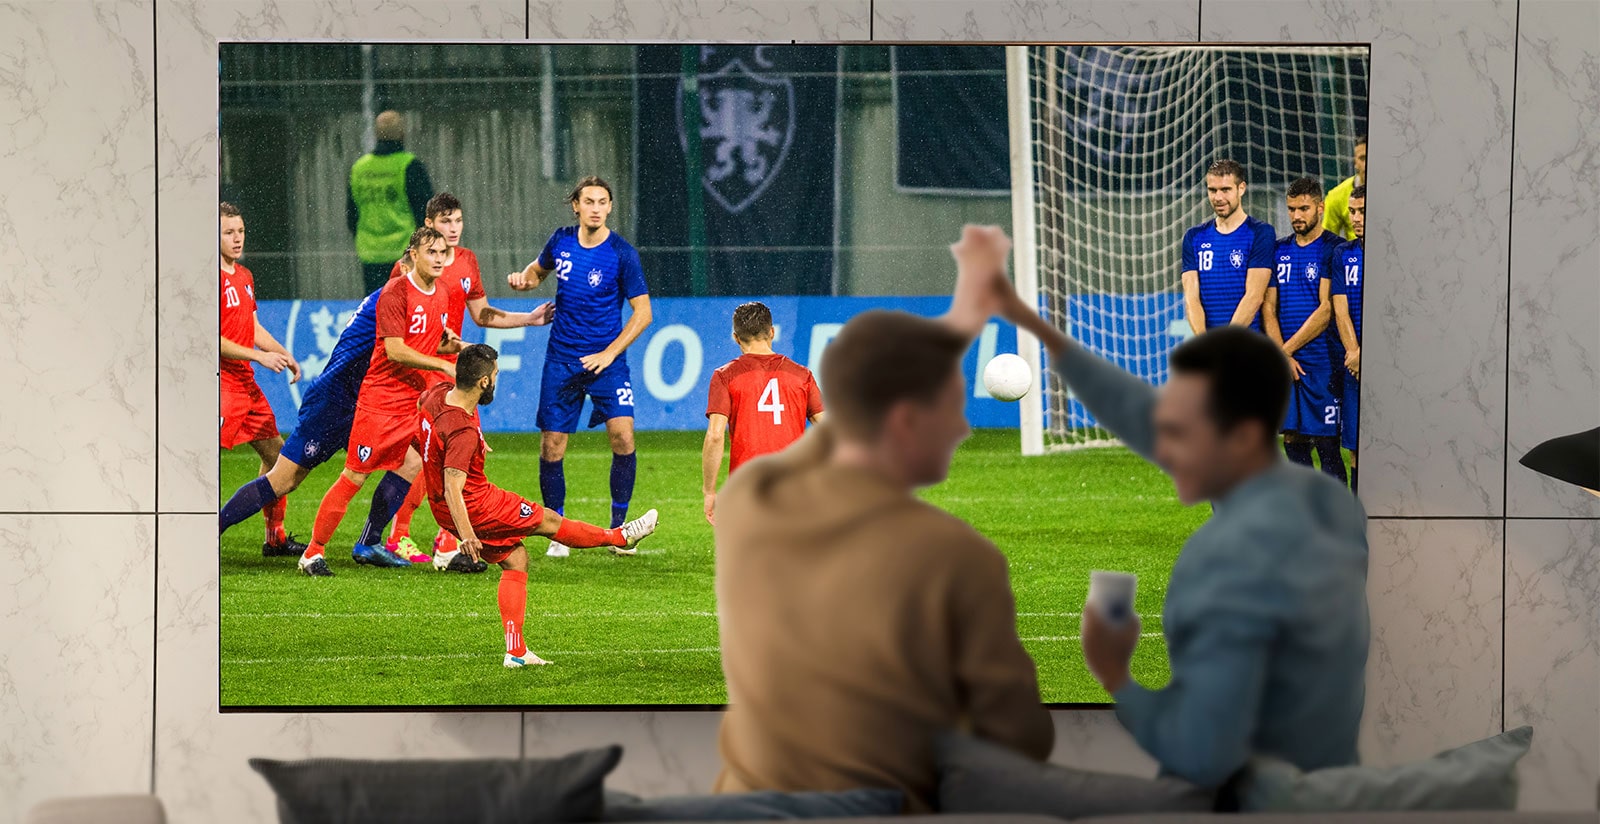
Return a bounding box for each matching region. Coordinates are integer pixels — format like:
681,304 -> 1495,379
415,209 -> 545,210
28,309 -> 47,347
218,202 -> 307,557
296,227 -> 462,577
701,302 -> 824,525
375,193 -> 553,564
419,344 -> 660,666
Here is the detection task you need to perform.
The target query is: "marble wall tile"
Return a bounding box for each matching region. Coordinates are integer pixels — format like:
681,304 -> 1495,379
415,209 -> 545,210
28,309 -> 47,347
155,0 -> 527,512
0,0 -> 155,512
1202,0 -> 1518,517
1506,519 -> 1600,810
871,0 -> 1198,41
0,516 -> 155,823
153,514 -> 520,823
1505,0 -> 1600,518
1360,518 -> 1503,765
528,0 -> 869,40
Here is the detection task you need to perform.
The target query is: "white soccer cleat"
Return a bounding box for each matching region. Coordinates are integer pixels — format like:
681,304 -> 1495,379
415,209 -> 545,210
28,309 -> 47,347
613,508 -> 659,556
504,651 -> 551,668
545,541 -> 570,558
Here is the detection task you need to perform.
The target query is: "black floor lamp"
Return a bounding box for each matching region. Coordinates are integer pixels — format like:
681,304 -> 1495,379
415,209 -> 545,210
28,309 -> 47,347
1518,427 -> 1600,497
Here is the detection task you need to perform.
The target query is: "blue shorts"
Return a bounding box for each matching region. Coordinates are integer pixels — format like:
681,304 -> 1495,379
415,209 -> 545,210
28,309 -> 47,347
1340,373 -> 1360,452
280,386 -> 358,470
537,358 -> 635,433
1282,361 -> 1339,437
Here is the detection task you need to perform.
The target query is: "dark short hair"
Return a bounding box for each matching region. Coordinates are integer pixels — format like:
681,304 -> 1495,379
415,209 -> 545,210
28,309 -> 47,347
1286,177 -> 1323,200
456,343 -> 498,390
219,202 -> 241,219
567,175 -> 614,205
821,311 -> 969,440
426,192 -> 463,221
1168,327 -> 1290,443
1350,184 -> 1366,201
407,226 -> 446,253
732,302 -> 773,342
1206,159 -> 1247,186
1355,134 -> 1368,148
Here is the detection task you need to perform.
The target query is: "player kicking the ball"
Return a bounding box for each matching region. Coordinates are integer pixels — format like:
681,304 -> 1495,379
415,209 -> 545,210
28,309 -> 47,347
702,302 -> 824,524
419,344 -> 659,667
508,175 -> 652,557
377,192 -> 554,565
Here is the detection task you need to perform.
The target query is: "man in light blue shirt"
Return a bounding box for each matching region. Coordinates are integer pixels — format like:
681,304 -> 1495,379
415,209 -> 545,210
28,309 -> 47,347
945,225 -> 1369,791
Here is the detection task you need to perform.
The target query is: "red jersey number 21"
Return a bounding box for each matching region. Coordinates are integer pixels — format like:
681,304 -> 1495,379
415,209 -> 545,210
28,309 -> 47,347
409,309 -> 428,335
758,378 -> 785,425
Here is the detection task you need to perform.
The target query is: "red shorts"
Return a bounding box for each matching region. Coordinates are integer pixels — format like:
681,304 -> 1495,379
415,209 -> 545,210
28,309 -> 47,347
434,489 -> 545,564
220,381 -> 279,449
345,406 -> 420,473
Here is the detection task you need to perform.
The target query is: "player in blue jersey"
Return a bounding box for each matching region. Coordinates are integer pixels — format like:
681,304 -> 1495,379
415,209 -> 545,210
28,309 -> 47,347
508,175 -> 653,557
1180,159 -> 1276,335
1330,186 -> 1365,493
1264,177 -> 1347,484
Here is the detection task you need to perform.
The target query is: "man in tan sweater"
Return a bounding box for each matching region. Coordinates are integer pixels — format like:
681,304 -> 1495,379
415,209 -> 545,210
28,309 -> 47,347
712,233 -> 1054,812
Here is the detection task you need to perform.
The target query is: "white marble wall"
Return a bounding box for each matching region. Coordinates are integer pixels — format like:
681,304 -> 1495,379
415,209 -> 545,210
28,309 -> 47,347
2,0 -> 1597,821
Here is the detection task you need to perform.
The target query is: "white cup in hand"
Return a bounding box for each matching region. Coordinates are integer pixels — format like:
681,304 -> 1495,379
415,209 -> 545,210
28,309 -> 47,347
1087,570 -> 1138,627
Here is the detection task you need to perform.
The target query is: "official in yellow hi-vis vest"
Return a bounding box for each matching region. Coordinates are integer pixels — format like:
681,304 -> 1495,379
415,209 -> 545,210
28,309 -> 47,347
1322,135 -> 1366,241
348,110 -> 434,293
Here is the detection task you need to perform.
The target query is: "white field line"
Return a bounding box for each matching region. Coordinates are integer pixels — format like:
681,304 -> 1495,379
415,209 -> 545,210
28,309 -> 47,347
223,633 -> 1164,667
226,610 -> 1153,621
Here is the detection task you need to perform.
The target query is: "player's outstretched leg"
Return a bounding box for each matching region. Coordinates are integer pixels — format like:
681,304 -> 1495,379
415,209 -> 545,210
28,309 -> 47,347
495,544 -> 550,668
536,507 -> 658,558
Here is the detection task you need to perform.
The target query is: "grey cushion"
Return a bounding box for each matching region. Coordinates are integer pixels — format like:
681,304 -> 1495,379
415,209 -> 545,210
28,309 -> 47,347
249,745 -> 621,824
601,788 -> 903,820
1236,726 -> 1533,812
935,732 -> 1214,818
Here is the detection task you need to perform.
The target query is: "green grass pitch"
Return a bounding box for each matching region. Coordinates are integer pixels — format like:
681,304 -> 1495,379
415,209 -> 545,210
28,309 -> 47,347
220,429 -> 1208,707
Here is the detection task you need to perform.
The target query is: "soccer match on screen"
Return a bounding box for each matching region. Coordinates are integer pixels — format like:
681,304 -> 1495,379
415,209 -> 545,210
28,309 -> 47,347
218,44 -> 1369,708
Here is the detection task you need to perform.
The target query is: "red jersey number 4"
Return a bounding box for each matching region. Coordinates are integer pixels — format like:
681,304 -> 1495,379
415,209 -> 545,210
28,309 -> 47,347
757,378 -> 785,425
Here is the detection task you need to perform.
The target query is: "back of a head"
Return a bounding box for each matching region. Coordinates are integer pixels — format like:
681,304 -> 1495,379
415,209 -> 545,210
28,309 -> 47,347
1169,327 -> 1290,443
821,311 -> 968,441
375,110 -> 405,142
732,302 -> 773,342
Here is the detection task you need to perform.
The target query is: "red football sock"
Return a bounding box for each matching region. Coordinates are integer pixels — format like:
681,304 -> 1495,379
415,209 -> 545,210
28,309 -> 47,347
388,482 -> 425,543
263,494 -> 288,546
307,475 -> 362,558
498,569 -> 529,657
552,517 -> 624,548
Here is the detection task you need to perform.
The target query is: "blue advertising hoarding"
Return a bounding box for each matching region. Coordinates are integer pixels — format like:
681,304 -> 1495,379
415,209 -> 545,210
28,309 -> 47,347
248,296 -> 1086,434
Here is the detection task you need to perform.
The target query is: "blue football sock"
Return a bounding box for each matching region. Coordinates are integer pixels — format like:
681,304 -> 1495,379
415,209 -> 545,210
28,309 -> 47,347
540,459 -> 567,516
1283,438 -> 1314,468
610,451 -> 637,528
220,476 -> 277,535
357,472 -> 410,547
1314,437 -> 1348,484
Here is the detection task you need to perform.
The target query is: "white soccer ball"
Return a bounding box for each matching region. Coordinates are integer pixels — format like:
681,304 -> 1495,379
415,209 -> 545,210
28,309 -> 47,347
983,353 -> 1032,402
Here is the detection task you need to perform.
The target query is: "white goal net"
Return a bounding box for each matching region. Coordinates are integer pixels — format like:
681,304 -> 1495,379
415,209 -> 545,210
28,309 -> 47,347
1007,45 -> 1369,454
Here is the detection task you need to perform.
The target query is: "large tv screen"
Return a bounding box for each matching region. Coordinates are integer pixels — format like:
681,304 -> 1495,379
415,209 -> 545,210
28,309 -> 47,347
218,42 -> 1369,709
